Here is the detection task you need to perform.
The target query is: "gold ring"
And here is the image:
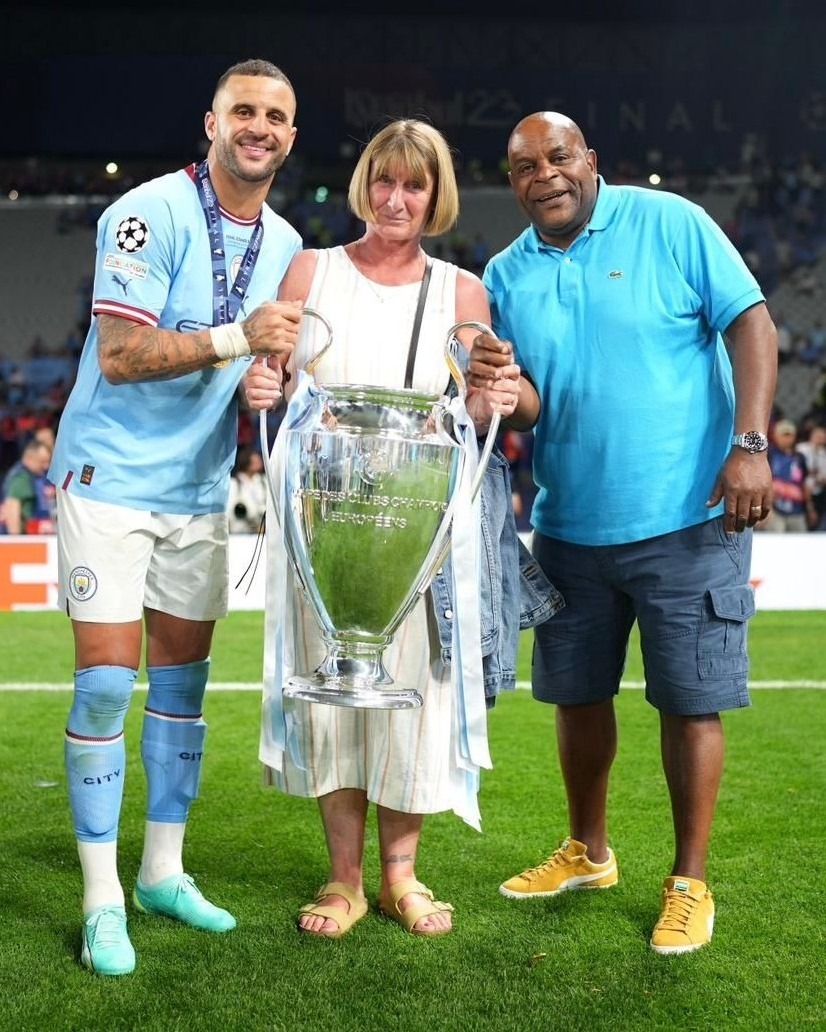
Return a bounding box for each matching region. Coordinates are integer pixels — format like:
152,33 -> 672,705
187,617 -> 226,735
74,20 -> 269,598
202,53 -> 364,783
750,505 -> 762,512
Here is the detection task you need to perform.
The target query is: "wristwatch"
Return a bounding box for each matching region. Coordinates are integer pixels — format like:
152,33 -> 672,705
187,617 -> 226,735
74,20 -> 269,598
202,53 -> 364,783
732,430 -> 769,454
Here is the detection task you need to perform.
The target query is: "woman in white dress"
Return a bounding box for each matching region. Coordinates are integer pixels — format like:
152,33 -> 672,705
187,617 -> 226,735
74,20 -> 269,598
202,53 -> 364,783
249,120 -> 532,938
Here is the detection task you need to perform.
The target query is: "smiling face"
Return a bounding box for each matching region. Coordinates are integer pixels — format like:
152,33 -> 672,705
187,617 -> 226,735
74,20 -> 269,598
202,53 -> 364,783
205,74 -> 297,185
507,112 -> 598,250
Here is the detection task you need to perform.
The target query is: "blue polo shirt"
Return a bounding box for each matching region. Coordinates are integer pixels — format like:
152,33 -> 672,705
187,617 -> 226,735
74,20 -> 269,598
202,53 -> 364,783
483,177 -> 765,545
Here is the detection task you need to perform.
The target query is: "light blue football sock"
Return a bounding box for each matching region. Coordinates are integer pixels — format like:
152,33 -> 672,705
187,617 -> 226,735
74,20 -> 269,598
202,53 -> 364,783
65,666 -> 136,843
141,660 -> 209,823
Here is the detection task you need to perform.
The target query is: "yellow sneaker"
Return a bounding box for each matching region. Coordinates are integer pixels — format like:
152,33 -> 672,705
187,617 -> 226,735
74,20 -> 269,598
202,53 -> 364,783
499,838 -> 618,899
650,876 -> 715,955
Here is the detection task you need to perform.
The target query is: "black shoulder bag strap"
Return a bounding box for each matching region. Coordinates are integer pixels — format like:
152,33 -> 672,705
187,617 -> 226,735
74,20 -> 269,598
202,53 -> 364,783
404,258 -> 434,389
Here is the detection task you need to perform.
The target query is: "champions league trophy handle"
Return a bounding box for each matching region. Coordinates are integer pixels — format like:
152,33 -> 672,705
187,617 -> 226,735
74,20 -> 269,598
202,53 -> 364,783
413,321 -> 504,596
445,321 -> 502,500
301,306 -> 335,374
259,306 -> 334,534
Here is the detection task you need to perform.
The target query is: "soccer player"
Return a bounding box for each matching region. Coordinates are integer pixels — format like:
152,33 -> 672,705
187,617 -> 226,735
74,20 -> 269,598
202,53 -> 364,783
48,59 -> 302,976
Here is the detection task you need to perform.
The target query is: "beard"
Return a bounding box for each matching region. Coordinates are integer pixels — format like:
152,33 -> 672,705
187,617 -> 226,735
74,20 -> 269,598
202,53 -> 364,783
214,135 -> 287,183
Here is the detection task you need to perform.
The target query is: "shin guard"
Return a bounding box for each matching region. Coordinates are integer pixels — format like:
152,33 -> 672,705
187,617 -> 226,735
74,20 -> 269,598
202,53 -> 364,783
65,666 -> 136,842
141,660 -> 209,823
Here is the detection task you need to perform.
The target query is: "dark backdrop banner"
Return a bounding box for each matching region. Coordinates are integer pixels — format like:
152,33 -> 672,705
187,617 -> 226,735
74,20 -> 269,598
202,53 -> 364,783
2,11 -> 824,171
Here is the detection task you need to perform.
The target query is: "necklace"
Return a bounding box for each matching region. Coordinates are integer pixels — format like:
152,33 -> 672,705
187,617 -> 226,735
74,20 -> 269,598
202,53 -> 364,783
357,274 -> 399,305
350,242 -> 427,303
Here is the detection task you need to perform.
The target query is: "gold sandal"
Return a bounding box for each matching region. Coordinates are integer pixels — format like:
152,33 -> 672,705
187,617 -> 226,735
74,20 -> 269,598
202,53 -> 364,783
378,878 -> 454,936
297,881 -> 368,939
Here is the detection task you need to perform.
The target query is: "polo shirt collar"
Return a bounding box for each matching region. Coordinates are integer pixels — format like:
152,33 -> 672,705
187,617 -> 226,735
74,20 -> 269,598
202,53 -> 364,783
587,175 -> 618,232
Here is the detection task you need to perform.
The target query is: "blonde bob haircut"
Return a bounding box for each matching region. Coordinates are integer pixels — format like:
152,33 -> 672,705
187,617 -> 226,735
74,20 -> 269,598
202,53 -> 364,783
347,119 -> 460,238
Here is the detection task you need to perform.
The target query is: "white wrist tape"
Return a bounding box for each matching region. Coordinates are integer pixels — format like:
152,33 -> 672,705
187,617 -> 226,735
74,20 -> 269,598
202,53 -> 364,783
210,323 -> 251,360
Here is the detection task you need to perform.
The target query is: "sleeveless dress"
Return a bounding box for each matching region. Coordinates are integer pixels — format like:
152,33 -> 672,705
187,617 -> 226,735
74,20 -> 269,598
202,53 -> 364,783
259,246 -> 489,829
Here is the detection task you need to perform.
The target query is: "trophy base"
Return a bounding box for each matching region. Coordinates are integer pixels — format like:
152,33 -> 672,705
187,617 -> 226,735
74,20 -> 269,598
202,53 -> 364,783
284,674 -> 423,710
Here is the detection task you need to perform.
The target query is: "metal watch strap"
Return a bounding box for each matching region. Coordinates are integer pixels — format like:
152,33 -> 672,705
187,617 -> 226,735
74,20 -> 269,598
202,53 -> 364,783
732,430 -> 768,453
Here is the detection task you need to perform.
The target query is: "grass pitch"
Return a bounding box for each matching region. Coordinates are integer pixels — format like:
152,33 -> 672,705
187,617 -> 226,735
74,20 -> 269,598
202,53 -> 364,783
0,610 -> 824,1031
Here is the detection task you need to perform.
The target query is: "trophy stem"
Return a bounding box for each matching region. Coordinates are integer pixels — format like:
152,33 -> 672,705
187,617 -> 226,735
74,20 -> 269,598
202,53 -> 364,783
283,639 -> 423,710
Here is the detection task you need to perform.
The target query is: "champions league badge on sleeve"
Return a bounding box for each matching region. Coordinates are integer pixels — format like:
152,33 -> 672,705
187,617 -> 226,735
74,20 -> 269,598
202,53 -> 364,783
115,216 -> 150,254
69,566 -> 98,602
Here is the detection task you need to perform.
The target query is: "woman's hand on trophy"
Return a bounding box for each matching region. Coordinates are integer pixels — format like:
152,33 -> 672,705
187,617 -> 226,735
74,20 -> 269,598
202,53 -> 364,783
466,372 -> 520,430
489,369 -> 522,417
242,357 -> 284,411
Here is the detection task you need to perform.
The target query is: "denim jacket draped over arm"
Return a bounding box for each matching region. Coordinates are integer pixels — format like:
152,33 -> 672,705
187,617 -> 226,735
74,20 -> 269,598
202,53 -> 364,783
430,443 -> 564,703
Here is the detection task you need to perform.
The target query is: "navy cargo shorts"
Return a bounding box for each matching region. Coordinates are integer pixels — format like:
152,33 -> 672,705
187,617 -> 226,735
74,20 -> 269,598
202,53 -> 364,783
531,517 -> 754,715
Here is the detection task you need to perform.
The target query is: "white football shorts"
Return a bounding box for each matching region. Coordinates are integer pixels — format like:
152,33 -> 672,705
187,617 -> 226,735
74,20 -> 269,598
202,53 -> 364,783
55,491 -> 229,622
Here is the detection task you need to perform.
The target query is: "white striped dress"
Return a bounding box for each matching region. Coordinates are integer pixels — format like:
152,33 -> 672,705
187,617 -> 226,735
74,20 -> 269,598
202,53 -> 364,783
259,247 -> 488,828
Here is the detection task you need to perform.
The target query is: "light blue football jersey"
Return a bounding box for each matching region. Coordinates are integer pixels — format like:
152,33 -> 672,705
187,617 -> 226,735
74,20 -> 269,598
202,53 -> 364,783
50,166 -> 301,514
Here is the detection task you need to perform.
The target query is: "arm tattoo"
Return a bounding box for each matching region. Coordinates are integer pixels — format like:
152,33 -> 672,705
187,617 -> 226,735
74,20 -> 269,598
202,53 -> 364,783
97,315 -> 217,383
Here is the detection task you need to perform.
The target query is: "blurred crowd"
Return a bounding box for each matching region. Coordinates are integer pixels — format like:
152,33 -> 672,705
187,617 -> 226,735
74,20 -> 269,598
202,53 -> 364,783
757,415 -> 826,533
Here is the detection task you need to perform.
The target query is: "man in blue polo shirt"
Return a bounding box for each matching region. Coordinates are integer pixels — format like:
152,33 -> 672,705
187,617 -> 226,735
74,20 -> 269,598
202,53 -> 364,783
470,111 -> 777,954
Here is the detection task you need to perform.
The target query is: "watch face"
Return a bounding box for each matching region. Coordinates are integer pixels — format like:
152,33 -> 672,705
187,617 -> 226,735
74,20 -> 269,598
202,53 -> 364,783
743,430 -> 768,453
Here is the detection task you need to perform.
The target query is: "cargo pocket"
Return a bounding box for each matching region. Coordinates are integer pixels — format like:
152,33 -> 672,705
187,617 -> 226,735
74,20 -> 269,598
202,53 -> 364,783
697,584 -> 755,680
518,543 -> 566,630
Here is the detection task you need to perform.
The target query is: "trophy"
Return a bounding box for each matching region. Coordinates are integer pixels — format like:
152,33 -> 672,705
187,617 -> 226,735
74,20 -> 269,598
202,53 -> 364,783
261,310 -> 499,710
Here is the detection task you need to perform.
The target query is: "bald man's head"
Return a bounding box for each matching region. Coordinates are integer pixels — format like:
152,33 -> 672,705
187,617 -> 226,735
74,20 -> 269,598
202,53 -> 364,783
507,111 -> 598,249
508,112 -> 587,155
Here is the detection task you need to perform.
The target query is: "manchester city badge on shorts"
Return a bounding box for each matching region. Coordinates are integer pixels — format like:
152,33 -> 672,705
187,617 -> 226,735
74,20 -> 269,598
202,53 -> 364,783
69,566 -> 98,602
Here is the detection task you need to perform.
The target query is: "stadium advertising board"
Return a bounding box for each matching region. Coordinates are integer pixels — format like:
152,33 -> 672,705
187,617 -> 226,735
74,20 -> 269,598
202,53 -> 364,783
0,534 -> 824,612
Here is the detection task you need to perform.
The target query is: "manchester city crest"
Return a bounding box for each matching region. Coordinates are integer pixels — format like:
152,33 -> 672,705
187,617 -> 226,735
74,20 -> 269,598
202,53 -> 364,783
69,566 -> 98,602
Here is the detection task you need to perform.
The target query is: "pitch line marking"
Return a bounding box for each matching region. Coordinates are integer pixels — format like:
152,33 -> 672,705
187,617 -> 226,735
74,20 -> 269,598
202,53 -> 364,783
1,680 -> 825,692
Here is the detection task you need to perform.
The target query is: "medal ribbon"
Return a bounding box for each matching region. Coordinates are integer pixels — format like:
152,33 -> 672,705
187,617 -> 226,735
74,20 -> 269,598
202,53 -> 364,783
193,159 -> 263,327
